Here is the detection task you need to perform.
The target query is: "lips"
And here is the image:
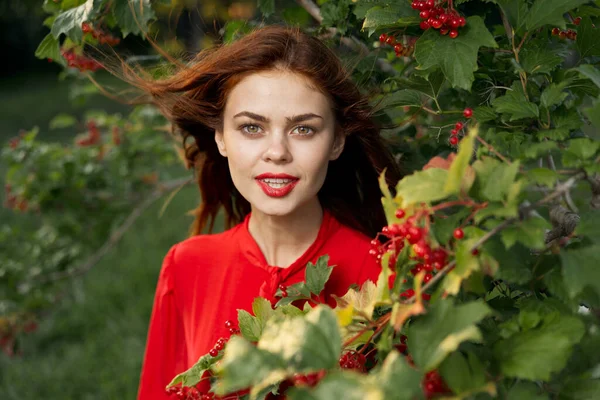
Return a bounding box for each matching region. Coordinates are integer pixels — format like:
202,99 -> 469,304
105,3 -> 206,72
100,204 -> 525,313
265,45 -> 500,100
255,173 -> 299,198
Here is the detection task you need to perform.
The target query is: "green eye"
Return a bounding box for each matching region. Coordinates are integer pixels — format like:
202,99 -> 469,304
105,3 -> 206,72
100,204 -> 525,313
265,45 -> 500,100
294,126 -> 315,136
241,124 -> 261,135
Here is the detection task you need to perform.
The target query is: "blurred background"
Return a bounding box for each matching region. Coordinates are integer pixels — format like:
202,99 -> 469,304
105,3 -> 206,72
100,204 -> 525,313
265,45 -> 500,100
0,1 -> 315,398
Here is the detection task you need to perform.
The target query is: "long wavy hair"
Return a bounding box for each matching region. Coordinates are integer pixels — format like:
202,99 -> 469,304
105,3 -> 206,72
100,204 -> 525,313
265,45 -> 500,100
117,24 -> 401,238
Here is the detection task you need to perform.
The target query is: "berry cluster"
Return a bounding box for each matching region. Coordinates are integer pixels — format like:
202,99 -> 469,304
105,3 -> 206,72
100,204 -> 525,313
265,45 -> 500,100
3,184 -> 29,212
277,284 -> 288,297
339,350 -> 367,372
81,22 -> 121,46
413,0 -> 466,39
224,319 -> 240,336
61,48 -> 103,72
448,109 -> 472,146
166,386 -> 214,400
378,33 -> 413,57
422,370 -> 452,399
76,120 -> 101,146
552,27 -> 578,40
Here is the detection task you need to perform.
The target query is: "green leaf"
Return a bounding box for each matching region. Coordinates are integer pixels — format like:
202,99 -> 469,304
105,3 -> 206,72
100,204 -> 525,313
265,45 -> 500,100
525,0 -> 589,30
238,309 -> 262,342
541,82 -> 570,109
414,16 -> 498,91
443,238 -> 481,295
561,244 -> 600,299
215,336 -> 286,394
492,82 -> 539,121
584,97 -> 600,129
527,168 -> 559,188
377,351 -> 423,400
521,46 -> 563,75
49,113 -> 77,129
507,382 -> 549,400
305,255 -> 334,295
396,168 -> 449,207
321,0 -> 351,35
522,141 -> 558,159
495,0 -> 529,32
361,2 -> 417,35
257,0 -> 275,17
168,352 -> 221,388
483,239 -> 532,284
472,158 -> 521,202
445,126 -> 477,195
473,106 -> 498,123
380,89 -> 423,108
288,371 -> 382,400
395,71 -> 445,100
407,299 -> 492,371
112,0 -> 156,38
558,378 -> 600,400
576,18 -> 600,59
575,64 -> 600,88
51,0 -> 96,42
501,217 -> 551,250
439,351 -> 488,395
575,210 -> 600,243
257,306 -> 342,371
494,314 -> 585,381
34,34 -> 66,66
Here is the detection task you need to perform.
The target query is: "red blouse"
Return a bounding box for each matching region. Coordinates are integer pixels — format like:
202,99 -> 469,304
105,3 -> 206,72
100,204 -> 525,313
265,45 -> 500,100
137,209 -> 380,399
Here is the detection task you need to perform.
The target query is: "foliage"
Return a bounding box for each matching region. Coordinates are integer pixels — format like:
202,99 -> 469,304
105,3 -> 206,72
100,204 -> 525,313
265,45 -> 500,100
2,0 -> 600,399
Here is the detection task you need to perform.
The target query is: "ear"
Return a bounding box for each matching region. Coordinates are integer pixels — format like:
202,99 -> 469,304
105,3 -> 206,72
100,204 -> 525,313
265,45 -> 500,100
329,131 -> 346,161
214,129 -> 227,157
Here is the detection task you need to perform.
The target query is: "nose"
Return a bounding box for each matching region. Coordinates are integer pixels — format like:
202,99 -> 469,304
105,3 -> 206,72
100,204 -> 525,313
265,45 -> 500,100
262,133 -> 292,164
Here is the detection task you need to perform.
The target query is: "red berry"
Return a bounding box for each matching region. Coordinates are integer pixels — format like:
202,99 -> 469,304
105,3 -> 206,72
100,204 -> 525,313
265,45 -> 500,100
431,19 -> 443,29
449,136 -> 459,145
455,121 -> 464,130
463,107 -> 473,118
395,209 -> 406,219
449,18 -> 461,29
379,33 -> 387,44
449,29 -> 459,38
439,14 -> 449,24
457,17 -> 466,27
411,1 -> 420,10
425,0 -> 435,9
385,36 -> 396,45
440,28 -> 449,35
394,43 -> 404,54
450,129 -> 458,136
574,17 -> 582,25
424,273 -> 433,283
420,20 -> 431,30
453,228 -> 464,240
224,320 -> 234,329
420,10 -> 430,19
471,248 -> 479,256
559,31 -> 567,39
552,27 -> 560,36
82,22 -> 92,33
209,348 -> 218,357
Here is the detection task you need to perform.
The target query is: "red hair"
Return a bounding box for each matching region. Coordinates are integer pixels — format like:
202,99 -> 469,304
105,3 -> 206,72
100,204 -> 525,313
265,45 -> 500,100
117,24 -> 401,238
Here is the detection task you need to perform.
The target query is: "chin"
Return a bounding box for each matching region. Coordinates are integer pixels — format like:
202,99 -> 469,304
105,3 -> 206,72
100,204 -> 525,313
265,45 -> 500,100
251,199 -> 299,217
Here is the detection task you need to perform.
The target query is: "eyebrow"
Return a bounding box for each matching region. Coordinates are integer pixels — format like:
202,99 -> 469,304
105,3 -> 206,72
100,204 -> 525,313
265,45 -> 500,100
233,111 -> 323,123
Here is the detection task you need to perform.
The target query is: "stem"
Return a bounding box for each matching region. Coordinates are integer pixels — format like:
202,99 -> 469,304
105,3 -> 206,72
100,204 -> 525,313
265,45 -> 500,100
476,136 -> 512,164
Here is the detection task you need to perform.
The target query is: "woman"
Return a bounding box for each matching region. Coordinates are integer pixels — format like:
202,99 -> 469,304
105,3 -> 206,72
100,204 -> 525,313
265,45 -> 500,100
132,25 -> 401,399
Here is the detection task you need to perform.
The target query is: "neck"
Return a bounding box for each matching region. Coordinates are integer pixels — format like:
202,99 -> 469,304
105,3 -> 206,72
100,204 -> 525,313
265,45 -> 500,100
248,199 -> 324,268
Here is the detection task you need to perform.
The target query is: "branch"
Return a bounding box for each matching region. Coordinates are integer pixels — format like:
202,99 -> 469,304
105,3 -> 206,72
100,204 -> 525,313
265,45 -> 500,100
34,177 -> 192,284
295,0 -> 397,75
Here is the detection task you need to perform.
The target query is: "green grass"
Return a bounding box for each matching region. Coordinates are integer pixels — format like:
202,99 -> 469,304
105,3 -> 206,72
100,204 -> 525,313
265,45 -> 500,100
0,72 -> 219,399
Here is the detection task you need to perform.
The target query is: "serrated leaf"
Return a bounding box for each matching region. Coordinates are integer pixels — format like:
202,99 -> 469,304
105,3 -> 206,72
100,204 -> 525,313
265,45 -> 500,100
168,352 -> 221,388
214,336 -> 286,394
501,217 -> 551,250
536,128 -> 570,141
492,82 -> 539,121
396,168 -> 449,207
380,89 -> 424,108
484,239 -> 532,284
561,244 -> 600,299
113,0 -> 156,38
541,82 -> 570,109
473,158 -> 521,202
522,141 -> 558,159
257,306 -> 341,371
527,168 -> 559,188
495,0 -> 529,32
34,34 -> 66,66
520,46 -> 564,75
494,314 -> 585,381
575,64 -> 600,88
332,279 -> 378,320
507,382 -> 549,400
576,18 -> 600,59
362,2 -> 417,35
526,0 -> 589,30
414,16 -> 498,91
407,300 -> 492,371
445,126 -> 477,195
238,309 -> 262,342
377,351 -> 423,400
51,0 -> 96,42
473,106 -> 497,123
584,97 -> 600,129
305,255 -> 334,295
439,351 -> 489,395
396,71 -> 445,99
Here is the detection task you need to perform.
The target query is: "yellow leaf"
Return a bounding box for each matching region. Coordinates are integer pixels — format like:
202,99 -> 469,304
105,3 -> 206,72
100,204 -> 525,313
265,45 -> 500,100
439,325 -> 482,353
444,125 -> 478,195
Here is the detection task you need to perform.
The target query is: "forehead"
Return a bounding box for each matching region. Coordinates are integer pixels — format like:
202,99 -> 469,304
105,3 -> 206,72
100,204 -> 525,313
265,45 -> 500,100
224,70 -> 332,117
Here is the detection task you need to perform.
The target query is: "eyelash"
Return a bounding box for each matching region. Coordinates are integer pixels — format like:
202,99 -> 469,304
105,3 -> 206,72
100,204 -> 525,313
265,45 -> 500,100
238,124 -> 316,136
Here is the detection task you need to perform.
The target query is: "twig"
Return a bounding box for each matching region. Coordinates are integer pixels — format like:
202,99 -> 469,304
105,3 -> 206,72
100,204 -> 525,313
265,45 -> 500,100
34,177 -> 192,284
476,136 -> 512,164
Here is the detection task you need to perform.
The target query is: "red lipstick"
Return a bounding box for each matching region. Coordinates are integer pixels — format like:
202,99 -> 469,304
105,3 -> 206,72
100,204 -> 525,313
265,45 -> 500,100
255,173 -> 299,198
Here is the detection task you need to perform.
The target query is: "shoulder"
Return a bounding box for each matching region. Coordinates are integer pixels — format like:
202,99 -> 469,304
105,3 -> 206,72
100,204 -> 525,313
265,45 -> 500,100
327,218 -> 374,256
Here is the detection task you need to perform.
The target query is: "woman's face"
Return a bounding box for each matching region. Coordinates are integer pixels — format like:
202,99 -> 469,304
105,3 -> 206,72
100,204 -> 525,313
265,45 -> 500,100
215,70 -> 344,217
